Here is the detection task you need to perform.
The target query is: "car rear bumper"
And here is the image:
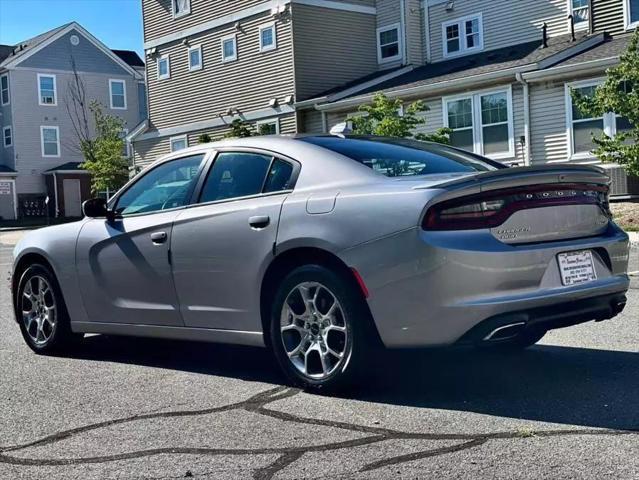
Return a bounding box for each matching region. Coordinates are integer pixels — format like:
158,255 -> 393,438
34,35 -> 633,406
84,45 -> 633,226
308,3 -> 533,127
340,224 -> 630,348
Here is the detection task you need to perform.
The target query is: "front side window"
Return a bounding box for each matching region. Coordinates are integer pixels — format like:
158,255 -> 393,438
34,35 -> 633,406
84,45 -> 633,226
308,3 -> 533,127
40,126 -> 60,157
158,55 -> 170,80
3,126 -> 12,147
38,74 -> 56,105
444,88 -> 514,159
443,14 -> 483,57
170,135 -> 188,152
222,35 -> 237,62
259,23 -> 277,52
114,154 -> 204,216
570,0 -> 590,29
377,24 -> 402,63
626,0 -> 639,28
188,45 -> 202,71
0,74 -> 9,105
173,0 -> 190,18
109,79 -> 126,109
199,152 -> 274,203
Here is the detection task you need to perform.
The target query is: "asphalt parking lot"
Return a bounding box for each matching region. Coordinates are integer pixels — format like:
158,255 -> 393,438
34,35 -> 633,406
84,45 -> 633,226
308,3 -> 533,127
0,230 -> 637,480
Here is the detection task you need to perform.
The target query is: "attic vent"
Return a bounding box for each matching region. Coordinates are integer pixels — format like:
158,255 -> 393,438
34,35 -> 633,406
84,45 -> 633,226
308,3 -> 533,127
70,35 -> 80,46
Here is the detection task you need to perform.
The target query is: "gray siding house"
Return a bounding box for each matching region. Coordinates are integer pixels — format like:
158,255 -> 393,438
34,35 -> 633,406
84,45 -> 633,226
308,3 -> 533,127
132,0 -> 638,196
0,22 -> 146,220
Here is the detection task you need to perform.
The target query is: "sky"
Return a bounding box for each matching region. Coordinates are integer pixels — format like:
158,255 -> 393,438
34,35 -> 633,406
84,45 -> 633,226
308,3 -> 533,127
0,0 -> 144,57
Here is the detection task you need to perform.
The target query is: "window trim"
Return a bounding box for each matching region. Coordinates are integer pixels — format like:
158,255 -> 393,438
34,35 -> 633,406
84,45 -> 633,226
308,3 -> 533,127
568,0 -> 590,31
442,85 -> 515,161
0,73 -> 9,106
187,44 -> 203,71
157,54 -> 171,80
40,125 -> 60,158
376,23 -> 403,64
442,13 -> 484,59
256,118 -> 280,135
170,134 -> 189,152
172,0 -> 191,19
221,34 -> 238,63
37,73 -> 57,106
2,126 -> 12,148
259,22 -> 277,53
109,79 -> 127,110
624,0 -> 639,30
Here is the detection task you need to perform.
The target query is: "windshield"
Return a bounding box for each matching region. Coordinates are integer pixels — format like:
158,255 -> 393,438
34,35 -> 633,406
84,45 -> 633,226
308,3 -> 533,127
299,136 -> 504,177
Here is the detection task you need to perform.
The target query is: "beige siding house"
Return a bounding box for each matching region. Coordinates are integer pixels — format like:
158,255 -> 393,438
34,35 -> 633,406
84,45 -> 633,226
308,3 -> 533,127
133,0 -> 638,196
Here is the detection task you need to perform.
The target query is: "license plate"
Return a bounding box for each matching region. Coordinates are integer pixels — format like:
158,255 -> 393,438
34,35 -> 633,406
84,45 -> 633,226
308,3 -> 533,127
557,250 -> 597,286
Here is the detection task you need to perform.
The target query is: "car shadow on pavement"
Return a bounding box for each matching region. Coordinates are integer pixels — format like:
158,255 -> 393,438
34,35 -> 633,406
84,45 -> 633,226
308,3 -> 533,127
68,335 -> 638,432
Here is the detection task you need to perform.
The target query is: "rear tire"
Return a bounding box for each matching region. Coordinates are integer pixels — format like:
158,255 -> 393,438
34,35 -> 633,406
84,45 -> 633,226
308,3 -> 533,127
269,265 -> 372,392
16,264 -> 82,355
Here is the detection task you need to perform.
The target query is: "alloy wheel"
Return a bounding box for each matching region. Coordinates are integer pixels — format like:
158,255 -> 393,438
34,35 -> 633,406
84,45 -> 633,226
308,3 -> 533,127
21,275 -> 57,346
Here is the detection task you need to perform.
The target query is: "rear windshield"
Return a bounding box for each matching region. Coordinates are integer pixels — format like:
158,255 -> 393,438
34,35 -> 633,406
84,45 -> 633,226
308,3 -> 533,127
300,136 -> 503,177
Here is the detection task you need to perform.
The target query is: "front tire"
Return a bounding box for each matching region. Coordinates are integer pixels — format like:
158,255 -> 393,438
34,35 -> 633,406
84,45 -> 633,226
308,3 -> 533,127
16,264 -> 82,354
269,265 -> 371,392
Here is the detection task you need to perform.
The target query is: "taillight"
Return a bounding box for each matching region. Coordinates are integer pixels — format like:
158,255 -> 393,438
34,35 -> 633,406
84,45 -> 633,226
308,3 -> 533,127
423,183 -> 609,231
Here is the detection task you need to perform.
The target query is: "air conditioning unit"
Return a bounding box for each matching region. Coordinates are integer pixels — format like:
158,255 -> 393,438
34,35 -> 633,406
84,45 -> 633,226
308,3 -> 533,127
601,165 -> 639,198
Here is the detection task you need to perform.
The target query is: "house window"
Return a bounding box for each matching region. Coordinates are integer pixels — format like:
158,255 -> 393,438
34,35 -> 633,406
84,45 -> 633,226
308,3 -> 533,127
3,126 -> 12,148
566,80 -> 632,159
256,118 -> 280,135
442,14 -> 483,57
40,126 -> 60,157
259,22 -> 277,52
158,55 -> 170,80
38,74 -> 57,105
188,45 -> 203,71
0,74 -> 8,105
625,0 -> 639,29
221,35 -> 237,62
570,0 -> 590,29
444,87 -> 514,159
172,0 -> 190,18
109,79 -> 127,110
377,24 -> 402,64
170,135 -> 188,152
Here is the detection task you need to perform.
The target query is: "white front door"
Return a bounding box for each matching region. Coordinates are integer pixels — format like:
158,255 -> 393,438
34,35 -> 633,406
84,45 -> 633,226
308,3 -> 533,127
63,179 -> 82,217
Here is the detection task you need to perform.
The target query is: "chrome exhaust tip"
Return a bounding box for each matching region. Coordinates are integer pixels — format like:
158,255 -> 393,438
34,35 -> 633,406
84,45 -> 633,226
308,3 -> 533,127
483,322 -> 526,341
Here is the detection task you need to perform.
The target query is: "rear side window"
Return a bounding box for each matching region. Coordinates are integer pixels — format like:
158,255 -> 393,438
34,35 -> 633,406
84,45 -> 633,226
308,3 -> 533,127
300,136 -> 502,177
264,159 -> 294,193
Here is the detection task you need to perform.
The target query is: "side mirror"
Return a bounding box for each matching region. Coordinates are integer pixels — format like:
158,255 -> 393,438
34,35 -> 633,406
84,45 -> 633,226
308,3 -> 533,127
82,198 -> 115,221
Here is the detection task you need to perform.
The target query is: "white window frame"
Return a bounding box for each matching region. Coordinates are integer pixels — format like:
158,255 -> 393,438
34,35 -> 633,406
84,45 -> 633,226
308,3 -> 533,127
170,134 -> 188,152
564,78 -> 623,162
172,0 -> 191,18
442,86 -> 515,160
157,54 -> 171,80
624,0 -> 639,30
259,22 -> 277,53
37,73 -> 57,106
109,79 -> 127,110
221,34 -> 238,63
256,118 -> 280,135
0,73 -> 9,106
3,126 -> 12,148
376,23 -> 403,64
568,0 -> 590,31
188,44 -> 203,71
40,126 -> 60,158
442,13 -> 484,58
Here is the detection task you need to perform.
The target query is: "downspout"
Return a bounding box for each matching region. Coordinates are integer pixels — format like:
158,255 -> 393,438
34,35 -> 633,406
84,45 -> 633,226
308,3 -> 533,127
53,172 -> 59,218
400,0 -> 408,65
321,110 -> 328,133
515,72 -> 532,166
423,0 -> 431,63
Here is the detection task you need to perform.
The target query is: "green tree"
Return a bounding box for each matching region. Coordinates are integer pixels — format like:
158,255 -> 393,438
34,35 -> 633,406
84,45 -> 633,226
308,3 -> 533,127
348,92 -> 452,143
223,118 -> 256,138
198,133 -> 212,144
572,29 -> 639,176
79,101 -> 129,194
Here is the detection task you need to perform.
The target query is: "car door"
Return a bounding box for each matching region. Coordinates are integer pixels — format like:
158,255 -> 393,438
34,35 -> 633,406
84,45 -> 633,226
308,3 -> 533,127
170,150 -> 297,332
76,153 -> 207,326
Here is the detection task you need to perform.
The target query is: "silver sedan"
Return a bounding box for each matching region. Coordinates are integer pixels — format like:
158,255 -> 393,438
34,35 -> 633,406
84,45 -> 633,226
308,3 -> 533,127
11,135 -> 630,390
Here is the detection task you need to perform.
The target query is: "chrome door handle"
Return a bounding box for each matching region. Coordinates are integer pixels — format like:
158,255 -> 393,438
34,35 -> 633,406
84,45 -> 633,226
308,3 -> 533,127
249,215 -> 270,229
150,231 -> 168,244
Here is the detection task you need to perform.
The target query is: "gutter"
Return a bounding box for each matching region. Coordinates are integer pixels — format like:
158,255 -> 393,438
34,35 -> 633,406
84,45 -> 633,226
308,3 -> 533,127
515,72 -> 531,166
